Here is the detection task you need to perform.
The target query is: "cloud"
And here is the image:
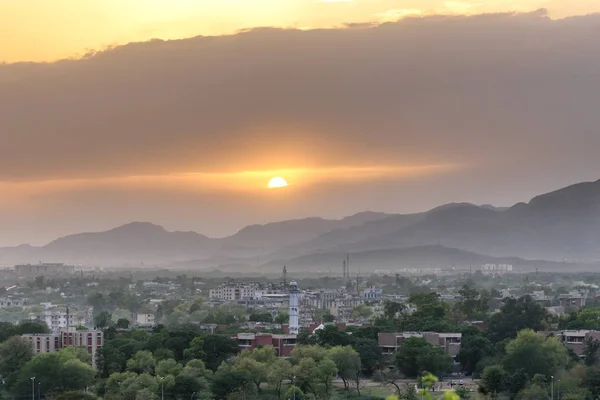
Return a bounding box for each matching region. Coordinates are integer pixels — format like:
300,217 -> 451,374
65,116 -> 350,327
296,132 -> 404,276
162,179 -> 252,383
2,11 -> 600,183
2,12 -> 600,243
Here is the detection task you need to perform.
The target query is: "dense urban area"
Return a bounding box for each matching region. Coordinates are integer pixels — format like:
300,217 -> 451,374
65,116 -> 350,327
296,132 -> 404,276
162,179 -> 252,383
1,263 -> 600,399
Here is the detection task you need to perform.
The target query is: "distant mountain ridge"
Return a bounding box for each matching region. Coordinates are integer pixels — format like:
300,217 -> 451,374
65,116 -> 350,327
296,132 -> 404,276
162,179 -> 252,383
2,179 -> 600,268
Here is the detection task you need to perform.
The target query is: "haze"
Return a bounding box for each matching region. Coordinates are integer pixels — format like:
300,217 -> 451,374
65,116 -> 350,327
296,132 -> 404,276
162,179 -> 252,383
2,3 -> 600,246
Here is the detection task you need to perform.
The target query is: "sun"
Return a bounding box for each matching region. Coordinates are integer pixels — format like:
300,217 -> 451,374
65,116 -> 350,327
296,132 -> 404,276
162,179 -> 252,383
268,177 -> 288,189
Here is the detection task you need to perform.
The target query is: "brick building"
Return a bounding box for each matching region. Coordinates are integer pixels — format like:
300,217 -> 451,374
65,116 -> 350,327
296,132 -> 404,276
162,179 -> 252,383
234,333 -> 297,357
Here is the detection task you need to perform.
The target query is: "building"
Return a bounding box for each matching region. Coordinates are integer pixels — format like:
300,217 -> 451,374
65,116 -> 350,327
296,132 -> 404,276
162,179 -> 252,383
209,283 -> 257,301
22,328 -> 104,367
234,333 -> 297,357
360,287 -> 383,300
0,297 -> 23,308
289,281 -> 300,335
559,291 -> 588,313
134,312 -> 155,326
15,263 -> 76,277
36,311 -> 69,332
378,332 -> 462,358
21,333 -> 61,354
481,264 -> 513,274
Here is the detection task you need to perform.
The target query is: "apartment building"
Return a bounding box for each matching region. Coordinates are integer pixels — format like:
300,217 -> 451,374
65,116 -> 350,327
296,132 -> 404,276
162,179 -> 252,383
378,331 -> 462,358
234,333 -> 297,357
22,328 -> 104,367
209,283 -> 257,300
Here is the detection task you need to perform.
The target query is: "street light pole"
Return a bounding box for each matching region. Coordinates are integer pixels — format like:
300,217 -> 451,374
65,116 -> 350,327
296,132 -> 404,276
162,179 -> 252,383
160,377 -> 165,400
190,392 -> 196,400
293,376 -> 296,400
38,381 -> 41,400
551,376 -> 554,400
30,377 -> 35,400
558,380 -> 560,400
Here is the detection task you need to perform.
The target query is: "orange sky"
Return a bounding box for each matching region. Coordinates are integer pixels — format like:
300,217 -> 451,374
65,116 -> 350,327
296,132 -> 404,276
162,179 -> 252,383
1,0 -> 598,63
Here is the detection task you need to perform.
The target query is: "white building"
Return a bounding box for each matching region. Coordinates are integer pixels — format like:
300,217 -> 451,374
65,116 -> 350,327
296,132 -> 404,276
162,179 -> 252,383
209,283 -> 257,300
40,310 -> 68,331
134,312 -> 155,326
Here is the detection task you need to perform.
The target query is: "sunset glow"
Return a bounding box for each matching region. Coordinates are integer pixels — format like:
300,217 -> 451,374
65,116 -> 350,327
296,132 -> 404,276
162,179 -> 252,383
268,177 -> 288,189
0,0 -> 597,63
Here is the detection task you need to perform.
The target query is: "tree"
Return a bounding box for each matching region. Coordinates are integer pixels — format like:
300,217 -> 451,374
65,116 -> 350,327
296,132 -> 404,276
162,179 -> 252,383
313,325 -> 351,347
236,357 -> 267,392
584,366 -> 600,398
457,334 -> 493,375
583,337 -> 600,366
284,385 -> 304,400
116,318 -> 130,329
480,365 -> 508,399
383,301 -> 406,320
56,392 -> 99,400
374,368 -> 403,394
457,284 -> 482,320
515,384 -> 549,400
454,386 -> 471,400
267,358 -> 291,399
249,346 -> 277,364
352,304 -> 373,319
394,338 -> 430,378
351,337 -> 381,374
327,346 -> 362,393
275,312 -> 289,325
211,366 -> 253,399
182,359 -> 210,378
173,374 -> 212,400
0,336 -> 34,378
393,337 -> 452,378
487,296 -> 547,343
313,358 -> 338,398
156,359 -> 183,377
9,349 -> 95,398
126,350 -> 156,374
503,329 -> 568,377
201,334 -> 239,371
183,337 -> 206,361
418,346 -> 453,377
249,311 -> 273,323
291,345 -> 327,363
94,311 -> 113,330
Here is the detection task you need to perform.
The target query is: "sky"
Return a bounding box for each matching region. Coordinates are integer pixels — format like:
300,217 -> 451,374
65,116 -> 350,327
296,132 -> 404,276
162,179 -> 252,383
2,1 -> 600,245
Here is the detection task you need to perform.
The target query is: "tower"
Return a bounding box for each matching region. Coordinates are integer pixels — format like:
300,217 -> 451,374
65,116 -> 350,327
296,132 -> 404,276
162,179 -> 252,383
342,259 -> 347,279
288,280 -> 300,335
345,254 -> 350,279
283,265 -> 288,288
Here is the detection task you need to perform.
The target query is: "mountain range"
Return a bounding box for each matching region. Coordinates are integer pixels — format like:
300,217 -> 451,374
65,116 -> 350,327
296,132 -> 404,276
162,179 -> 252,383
2,179 -> 600,271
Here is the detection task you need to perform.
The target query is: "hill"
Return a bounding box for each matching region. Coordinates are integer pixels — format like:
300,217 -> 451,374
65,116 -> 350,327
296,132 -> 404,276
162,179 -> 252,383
2,179 -> 600,267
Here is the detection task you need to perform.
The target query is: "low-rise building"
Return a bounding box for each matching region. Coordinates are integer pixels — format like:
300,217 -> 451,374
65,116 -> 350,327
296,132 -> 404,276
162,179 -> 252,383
134,312 -> 155,326
559,291 -> 588,313
0,297 -> 23,308
378,331 -> 462,358
233,333 -> 297,357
